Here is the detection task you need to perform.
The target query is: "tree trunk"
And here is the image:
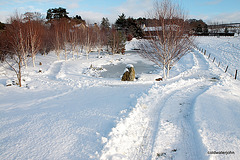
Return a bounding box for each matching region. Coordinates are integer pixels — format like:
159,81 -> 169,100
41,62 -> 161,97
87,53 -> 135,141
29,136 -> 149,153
167,63 -> 170,78
32,55 -> 36,67
18,60 -> 22,87
24,55 -> 28,69
98,48 -> 101,58
64,47 -> 67,61
162,61 -> 166,79
56,50 -> 60,61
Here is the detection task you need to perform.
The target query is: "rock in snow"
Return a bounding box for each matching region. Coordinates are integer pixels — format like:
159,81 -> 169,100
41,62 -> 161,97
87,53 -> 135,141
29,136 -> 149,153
121,64 -> 135,81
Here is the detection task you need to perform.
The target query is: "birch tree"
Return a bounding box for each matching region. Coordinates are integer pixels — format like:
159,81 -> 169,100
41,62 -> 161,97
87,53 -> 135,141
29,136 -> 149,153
83,24 -> 96,59
0,14 -> 28,87
68,23 -> 79,58
94,24 -> 107,58
23,12 -> 44,67
51,20 -> 63,60
140,0 -> 193,79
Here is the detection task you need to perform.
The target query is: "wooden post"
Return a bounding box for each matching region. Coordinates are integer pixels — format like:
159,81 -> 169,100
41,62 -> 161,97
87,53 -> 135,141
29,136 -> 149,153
204,50 -> 206,55
235,70 -> 238,79
208,54 -> 211,59
213,57 -> 215,63
225,66 -> 228,73
218,62 -> 220,67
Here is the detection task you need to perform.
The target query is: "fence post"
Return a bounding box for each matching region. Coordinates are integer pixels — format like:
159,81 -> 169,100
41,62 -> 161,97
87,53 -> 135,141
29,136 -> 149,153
213,57 -> 215,63
218,62 -> 220,67
225,66 -> 228,73
208,54 -> 211,59
235,70 -> 238,79
204,50 -> 206,55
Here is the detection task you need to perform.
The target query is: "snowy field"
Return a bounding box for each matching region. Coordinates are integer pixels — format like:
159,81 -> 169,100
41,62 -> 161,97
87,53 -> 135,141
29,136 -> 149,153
0,37 -> 240,160
195,36 -> 240,80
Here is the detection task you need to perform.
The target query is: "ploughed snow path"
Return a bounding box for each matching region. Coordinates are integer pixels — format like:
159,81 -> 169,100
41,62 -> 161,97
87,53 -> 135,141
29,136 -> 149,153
100,49 -> 240,160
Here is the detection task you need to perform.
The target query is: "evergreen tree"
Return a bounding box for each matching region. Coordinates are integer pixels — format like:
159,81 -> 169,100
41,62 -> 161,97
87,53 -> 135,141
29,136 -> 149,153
203,24 -> 209,34
73,15 -> 85,24
46,7 -> 69,21
126,17 -> 143,38
224,27 -> 229,34
196,24 -> 203,33
0,22 -> 5,30
100,17 -> 110,29
187,19 -> 208,34
115,13 -> 127,30
115,14 -> 143,38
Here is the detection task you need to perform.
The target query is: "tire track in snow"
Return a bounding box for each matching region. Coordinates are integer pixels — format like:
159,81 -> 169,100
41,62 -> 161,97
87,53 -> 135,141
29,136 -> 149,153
151,80 -> 211,160
101,50 -> 219,160
135,79 -> 209,160
151,50 -> 220,160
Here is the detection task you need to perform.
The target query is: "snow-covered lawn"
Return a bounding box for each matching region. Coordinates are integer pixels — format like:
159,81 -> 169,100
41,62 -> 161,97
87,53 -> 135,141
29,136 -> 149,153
195,36 -> 240,80
0,37 -> 240,160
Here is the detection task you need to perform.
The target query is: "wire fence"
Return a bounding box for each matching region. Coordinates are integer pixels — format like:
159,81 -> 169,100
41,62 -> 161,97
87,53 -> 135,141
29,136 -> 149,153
195,46 -> 238,80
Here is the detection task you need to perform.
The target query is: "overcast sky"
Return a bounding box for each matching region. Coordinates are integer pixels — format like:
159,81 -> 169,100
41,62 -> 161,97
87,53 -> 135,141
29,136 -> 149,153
0,0 -> 240,24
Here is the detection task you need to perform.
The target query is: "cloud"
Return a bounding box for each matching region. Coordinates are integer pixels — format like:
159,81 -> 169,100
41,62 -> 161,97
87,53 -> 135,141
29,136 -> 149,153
75,11 -> 105,23
67,3 -> 80,9
0,5 -> 45,23
211,11 -> 240,23
72,0 -> 154,24
190,11 -> 240,24
0,11 -> 10,23
112,0 -> 153,18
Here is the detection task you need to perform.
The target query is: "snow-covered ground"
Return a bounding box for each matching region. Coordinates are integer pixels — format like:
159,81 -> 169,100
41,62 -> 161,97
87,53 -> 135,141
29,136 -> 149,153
0,37 -> 240,160
195,36 -> 240,80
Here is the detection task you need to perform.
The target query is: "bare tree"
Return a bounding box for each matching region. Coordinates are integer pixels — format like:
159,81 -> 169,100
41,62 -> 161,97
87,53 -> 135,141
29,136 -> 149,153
0,30 -> 8,62
40,24 -> 54,56
68,20 -> 83,58
60,19 -> 71,61
83,24 -> 96,59
23,12 -> 45,67
140,0 -> 193,79
77,25 -> 86,57
51,20 -> 64,60
0,14 -> 29,87
68,25 -> 77,58
94,23 -> 108,58
109,25 -> 126,54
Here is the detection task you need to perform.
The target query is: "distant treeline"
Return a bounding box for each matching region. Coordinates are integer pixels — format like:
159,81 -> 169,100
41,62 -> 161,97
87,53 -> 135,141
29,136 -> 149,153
188,19 -> 240,36
195,33 -> 235,36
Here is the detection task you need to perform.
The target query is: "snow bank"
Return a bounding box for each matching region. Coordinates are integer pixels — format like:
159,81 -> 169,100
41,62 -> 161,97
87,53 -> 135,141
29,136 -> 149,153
195,77 -> 240,160
125,38 -> 140,51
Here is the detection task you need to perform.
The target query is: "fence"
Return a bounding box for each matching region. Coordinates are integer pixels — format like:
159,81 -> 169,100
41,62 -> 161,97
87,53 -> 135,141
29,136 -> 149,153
195,46 -> 238,80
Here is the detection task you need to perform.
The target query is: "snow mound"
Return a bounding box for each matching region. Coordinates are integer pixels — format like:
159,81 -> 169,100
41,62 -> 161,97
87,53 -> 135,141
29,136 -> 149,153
125,38 -> 140,51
